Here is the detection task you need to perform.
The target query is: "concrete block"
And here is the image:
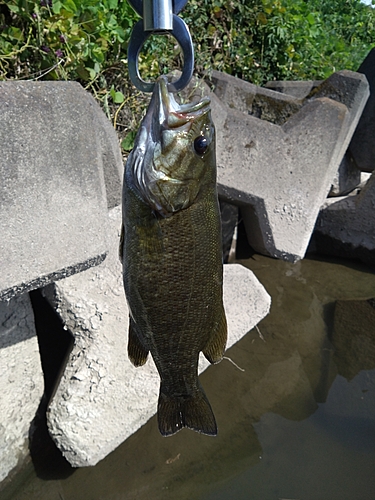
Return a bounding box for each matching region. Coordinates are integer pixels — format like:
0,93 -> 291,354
97,111 -> 124,209
307,70 -> 370,170
309,70 -> 369,197
264,80 -> 322,99
349,48 -> 375,172
0,81 -> 123,302
210,70 -> 369,261
265,73 -> 368,197
43,206 -> 271,467
210,70 -> 302,124
0,294 -> 44,482
329,153 -> 362,197
310,171 -> 375,268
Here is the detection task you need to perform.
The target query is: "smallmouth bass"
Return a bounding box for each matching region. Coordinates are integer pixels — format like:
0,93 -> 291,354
120,76 -> 227,436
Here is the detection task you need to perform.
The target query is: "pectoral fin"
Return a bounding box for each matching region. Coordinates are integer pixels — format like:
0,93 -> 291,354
203,305 -> 227,364
128,316 -> 149,367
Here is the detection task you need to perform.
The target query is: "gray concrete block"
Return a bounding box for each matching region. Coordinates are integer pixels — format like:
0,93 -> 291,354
264,80 -> 322,99
210,70 -> 302,124
210,70 -> 369,261
308,70 -> 370,171
349,48 -> 375,172
43,206 -> 271,467
214,96 -> 347,260
266,73 -> 369,197
0,81 -> 123,301
310,171 -> 375,268
329,153 -> 362,197
0,294 -> 44,482
97,111 -> 124,209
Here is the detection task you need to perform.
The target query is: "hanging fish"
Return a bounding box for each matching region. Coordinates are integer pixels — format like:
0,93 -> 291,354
120,76 -> 227,436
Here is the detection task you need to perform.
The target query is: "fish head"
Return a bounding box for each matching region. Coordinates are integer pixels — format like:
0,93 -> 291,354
127,76 -> 215,217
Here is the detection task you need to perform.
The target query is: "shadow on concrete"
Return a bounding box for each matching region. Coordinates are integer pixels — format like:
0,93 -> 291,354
28,289 -> 75,480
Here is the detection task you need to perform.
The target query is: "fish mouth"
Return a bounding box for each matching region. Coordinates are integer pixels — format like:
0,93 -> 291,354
143,75 -> 211,137
158,75 -> 211,129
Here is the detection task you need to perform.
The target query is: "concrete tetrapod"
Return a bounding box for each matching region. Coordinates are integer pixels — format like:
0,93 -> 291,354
0,82 -> 123,301
266,49 -> 375,192
349,48 -> 375,173
266,73 -> 359,197
0,294 -> 44,482
310,171 -> 375,268
209,70 -> 369,261
43,206 -> 271,467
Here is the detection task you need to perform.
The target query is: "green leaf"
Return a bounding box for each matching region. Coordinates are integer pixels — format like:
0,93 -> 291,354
307,13 -> 316,25
121,131 -> 137,151
62,0 -> 77,13
8,4 -> 19,13
8,27 -> 23,41
110,87 -> 124,103
87,67 -> 97,80
53,1 -> 63,14
114,91 -> 124,103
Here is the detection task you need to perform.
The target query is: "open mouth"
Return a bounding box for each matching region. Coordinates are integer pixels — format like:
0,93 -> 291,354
157,75 -> 211,129
141,76 -> 211,141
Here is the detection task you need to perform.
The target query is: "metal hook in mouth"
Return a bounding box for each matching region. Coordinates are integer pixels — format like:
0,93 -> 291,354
127,14 -> 194,93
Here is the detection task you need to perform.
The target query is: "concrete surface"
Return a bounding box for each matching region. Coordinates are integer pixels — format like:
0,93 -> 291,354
308,70 -> 369,196
0,81 -> 123,301
349,48 -> 375,172
209,70 -> 369,261
328,153 -> 362,197
310,171 -> 375,268
43,206 -> 271,467
265,74 -> 367,197
308,70 -> 370,171
0,294 -> 44,482
264,80 -> 321,99
210,69 -> 302,125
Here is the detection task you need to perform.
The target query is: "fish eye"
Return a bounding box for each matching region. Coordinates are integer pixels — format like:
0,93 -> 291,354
194,135 -> 208,156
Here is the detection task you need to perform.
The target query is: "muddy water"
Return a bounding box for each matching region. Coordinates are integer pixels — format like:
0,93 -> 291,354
1,254 -> 375,500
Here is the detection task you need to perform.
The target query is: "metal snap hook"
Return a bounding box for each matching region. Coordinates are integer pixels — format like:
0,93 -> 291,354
128,0 -> 194,92
128,0 -> 189,18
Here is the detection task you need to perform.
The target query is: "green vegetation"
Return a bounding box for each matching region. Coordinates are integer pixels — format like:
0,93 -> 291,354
1,0 -> 374,146
184,0 -> 375,83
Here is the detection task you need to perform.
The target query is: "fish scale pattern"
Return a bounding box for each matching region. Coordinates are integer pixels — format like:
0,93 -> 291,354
123,174 -> 225,392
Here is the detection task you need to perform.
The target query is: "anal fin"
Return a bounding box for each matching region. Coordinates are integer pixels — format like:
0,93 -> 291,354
128,316 -> 149,367
203,304 -> 227,364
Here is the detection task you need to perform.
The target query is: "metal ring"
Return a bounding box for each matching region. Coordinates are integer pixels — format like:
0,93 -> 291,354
127,15 -> 194,93
128,0 -> 189,16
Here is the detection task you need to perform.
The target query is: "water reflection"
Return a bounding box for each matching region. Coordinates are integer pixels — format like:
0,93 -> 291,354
332,298 -> 375,380
1,255 -> 374,500
205,370 -> 375,500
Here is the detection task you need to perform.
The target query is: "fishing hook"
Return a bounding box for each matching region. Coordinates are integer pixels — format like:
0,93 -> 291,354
127,0 -> 194,93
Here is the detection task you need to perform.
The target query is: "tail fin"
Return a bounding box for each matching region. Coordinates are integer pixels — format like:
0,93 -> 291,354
157,387 -> 217,437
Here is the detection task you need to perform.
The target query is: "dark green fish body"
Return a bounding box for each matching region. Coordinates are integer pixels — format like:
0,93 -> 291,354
121,77 -> 227,436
